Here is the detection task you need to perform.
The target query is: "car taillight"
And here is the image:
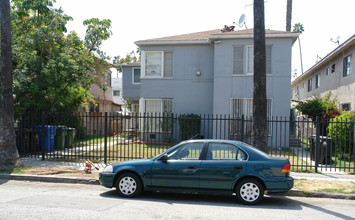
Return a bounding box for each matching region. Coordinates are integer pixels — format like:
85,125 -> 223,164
282,163 -> 291,173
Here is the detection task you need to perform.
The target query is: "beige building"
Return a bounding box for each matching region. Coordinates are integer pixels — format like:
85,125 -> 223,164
291,34 -> 355,111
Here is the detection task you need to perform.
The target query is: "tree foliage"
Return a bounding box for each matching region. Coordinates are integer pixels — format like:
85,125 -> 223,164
113,50 -> 140,72
294,92 -> 340,123
328,111 -> 354,155
293,23 -> 304,33
83,18 -> 112,59
11,0 -> 112,113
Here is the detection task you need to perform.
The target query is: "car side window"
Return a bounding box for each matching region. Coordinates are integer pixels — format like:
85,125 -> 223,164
206,143 -> 246,161
167,143 -> 204,160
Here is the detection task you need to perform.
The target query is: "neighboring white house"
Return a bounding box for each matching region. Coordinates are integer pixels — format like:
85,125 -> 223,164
291,34 -> 355,111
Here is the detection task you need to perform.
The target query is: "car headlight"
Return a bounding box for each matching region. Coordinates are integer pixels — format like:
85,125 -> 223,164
103,165 -> 113,173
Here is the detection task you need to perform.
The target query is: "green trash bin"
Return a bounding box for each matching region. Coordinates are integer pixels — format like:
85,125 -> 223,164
65,127 -> 76,148
54,126 -> 67,150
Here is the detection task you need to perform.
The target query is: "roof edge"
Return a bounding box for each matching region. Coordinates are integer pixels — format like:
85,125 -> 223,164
135,40 -> 210,46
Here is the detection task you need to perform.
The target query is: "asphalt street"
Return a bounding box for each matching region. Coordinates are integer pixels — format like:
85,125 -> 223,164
1,180 -> 355,220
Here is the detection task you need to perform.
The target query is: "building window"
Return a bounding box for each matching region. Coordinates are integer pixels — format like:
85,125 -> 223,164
315,73 -> 320,88
140,98 -> 173,132
113,90 -> 120,96
230,98 -> 272,137
343,55 -> 352,77
246,45 -> 272,74
233,46 -> 243,74
308,78 -> 312,92
89,102 -> 99,112
143,99 -> 173,115
331,64 -> 336,73
143,51 -> 173,78
132,68 -> 141,84
341,103 -> 351,111
326,67 -> 330,76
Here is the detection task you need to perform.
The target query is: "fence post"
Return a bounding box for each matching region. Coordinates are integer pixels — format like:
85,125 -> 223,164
170,113 -> 174,143
104,112 -> 108,164
353,118 -> 355,171
315,116 -> 320,172
41,111 -> 45,161
241,115 -> 245,142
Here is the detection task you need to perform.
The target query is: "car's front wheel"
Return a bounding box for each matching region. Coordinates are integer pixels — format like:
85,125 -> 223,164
236,178 -> 264,205
115,173 -> 142,198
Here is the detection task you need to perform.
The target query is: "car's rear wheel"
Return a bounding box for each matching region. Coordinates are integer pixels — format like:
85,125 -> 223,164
115,173 -> 142,198
236,178 -> 264,205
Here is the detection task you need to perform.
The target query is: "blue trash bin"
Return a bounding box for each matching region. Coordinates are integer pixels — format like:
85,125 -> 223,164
36,125 -> 57,152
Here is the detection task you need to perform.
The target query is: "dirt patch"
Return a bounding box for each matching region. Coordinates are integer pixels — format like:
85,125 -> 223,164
21,166 -> 99,179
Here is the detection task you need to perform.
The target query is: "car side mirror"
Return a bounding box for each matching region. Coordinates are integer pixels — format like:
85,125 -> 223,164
159,154 -> 169,163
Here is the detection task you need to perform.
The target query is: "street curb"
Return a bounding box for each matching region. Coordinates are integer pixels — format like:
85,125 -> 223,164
275,189 -> 355,200
1,174 -> 355,200
0,173 -> 99,185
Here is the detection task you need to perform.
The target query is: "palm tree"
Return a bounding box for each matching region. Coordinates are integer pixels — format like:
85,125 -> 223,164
0,0 -> 23,169
252,0 -> 268,153
286,0 -> 292,31
293,23 -> 304,74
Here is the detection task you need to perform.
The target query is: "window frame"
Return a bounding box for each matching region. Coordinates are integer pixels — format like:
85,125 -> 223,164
132,68 -> 141,84
315,73 -> 320,89
308,78 -> 312,92
141,51 -> 173,79
113,90 -> 120,96
245,45 -> 272,75
343,54 -> 352,77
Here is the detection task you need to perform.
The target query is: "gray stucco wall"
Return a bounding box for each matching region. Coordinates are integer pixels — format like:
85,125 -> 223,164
140,45 -> 215,115
122,64 -> 141,100
213,38 -> 293,118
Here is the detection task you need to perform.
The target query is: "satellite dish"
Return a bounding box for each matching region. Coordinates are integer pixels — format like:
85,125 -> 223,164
238,14 -> 246,26
330,36 -> 340,45
233,14 -> 247,29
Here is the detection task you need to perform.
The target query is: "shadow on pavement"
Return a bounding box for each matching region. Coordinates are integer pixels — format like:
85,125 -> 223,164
99,190 -> 303,210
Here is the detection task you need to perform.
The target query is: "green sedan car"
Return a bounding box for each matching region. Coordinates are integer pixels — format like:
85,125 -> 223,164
100,139 -> 293,205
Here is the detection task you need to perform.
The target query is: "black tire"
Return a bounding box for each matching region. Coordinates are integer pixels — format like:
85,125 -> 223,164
115,173 -> 143,198
235,178 -> 264,205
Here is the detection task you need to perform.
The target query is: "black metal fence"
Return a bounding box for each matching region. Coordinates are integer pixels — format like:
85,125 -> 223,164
16,112 -> 355,173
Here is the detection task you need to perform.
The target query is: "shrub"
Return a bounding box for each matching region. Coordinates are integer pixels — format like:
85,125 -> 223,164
328,111 -> 354,154
294,92 -> 340,135
178,114 -> 201,141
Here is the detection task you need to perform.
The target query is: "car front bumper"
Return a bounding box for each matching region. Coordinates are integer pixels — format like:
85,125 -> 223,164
99,172 -> 115,188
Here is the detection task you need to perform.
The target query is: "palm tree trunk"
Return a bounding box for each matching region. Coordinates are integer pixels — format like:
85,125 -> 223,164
0,0 -> 23,169
286,0 -> 292,31
252,0 -> 268,153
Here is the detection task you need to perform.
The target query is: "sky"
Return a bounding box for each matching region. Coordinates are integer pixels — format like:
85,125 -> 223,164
54,0 -> 354,78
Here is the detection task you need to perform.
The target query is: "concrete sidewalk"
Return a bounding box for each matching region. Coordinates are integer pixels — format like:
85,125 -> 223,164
1,157 -> 354,200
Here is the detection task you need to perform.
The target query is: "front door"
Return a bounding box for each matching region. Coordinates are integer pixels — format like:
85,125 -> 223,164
151,142 -> 205,188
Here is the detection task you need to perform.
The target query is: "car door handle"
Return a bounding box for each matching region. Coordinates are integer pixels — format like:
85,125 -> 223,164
234,166 -> 243,170
188,165 -> 197,169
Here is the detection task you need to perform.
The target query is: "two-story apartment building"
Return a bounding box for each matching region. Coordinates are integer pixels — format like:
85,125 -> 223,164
291,34 -> 354,111
122,28 -> 299,144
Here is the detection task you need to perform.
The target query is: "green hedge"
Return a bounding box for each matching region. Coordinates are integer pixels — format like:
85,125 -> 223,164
328,111 -> 354,154
178,114 -> 201,141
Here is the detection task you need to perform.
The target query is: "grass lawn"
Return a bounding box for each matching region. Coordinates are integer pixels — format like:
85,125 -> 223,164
294,179 -> 355,194
269,148 -> 315,172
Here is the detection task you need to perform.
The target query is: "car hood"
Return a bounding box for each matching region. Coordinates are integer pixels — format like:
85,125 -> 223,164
112,159 -> 153,168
